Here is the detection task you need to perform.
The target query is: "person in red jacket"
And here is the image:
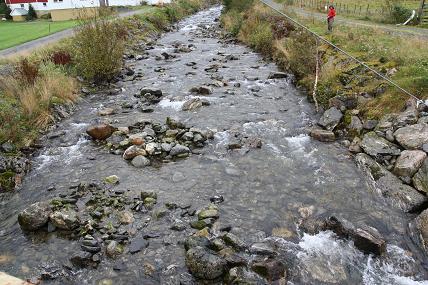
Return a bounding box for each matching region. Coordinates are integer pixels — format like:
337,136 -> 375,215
327,5 -> 336,32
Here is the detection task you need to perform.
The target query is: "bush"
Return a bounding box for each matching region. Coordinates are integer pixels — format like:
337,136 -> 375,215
72,10 -> 126,82
383,0 -> 412,23
51,51 -> 72,66
0,95 -> 24,144
16,59 -> 39,85
26,4 -> 37,21
248,22 -> 274,55
0,1 -> 12,20
221,9 -> 243,36
223,0 -> 253,12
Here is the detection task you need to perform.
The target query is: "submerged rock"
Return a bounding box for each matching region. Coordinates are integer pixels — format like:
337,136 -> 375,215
416,209 -> 428,253
189,86 -> 212,95
309,128 -> 335,142
185,246 -> 227,280
267,72 -> 289,80
394,123 -> 428,150
131,155 -> 151,168
49,209 -> 80,230
18,202 -> 52,231
86,124 -> 116,140
170,144 -> 190,157
356,153 -> 427,212
251,258 -> 286,282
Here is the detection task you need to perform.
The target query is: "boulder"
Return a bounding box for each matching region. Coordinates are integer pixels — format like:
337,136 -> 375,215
189,86 -> 212,95
396,104 -> 418,127
185,246 -> 227,280
106,241 -> 123,258
49,209 -> 80,230
309,128 -> 335,142
375,113 -> 397,133
363,120 -> 378,131
251,258 -> 286,282
348,116 -> 363,135
360,132 -> 401,157
18,202 -> 52,231
394,123 -> 428,150
268,72 -> 289,79
356,153 -> 427,212
416,209 -> 428,253
352,227 -> 386,256
131,156 -> 151,168
413,158 -> 428,193
328,95 -> 357,110
393,150 -> 426,177
86,124 -> 115,140
170,144 -> 190,157
318,107 -> 343,131
123,145 -> 146,160
349,137 -> 362,153
182,98 -> 210,111
129,237 -> 149,254
222,233 -> 247,251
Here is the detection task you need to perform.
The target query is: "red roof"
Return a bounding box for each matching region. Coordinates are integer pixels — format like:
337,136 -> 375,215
6,0 -> 48,4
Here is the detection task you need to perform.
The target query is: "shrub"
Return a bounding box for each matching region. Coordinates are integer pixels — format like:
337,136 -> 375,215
16,59 -> 39,85
51,51 -> 72,66
72,10 -> 126,82
0,95 -> 24,144
223,0 -> 253,12
383,0 -> 412,23
143,9 -> 170,30
0,1 -> 12,19
248,22 -> 274,55
221,9 -> 243,36
26,4 -> 37,21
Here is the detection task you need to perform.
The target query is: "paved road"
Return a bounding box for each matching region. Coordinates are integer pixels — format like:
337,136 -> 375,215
0,8 -> 152,58
262,0 -> 428,39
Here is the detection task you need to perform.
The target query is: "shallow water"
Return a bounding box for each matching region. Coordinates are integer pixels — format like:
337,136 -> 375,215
1,6 -> 428,284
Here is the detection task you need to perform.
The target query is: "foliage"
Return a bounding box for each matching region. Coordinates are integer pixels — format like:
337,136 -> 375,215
51,51 -> 72,66
223,0 -> 253,12
16,59 -> 39,85
26,4 -> 37,21
72,10 -> 126,82
0,1 -> 12,20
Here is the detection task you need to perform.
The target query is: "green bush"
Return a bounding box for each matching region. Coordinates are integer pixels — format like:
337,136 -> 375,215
143,9 -> 170,30
248,22 -> 274,55
223,0 -> 253,12
0,95 -> 25,144
0,1 -> 12,19
72,11 -> 126,82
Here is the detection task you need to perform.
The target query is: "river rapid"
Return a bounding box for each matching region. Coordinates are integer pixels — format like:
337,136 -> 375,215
1,6 -> 428,285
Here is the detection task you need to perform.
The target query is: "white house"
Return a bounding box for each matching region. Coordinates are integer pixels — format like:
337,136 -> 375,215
6,0 -> 171,21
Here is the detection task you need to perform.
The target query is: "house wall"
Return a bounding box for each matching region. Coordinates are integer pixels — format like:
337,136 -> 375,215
12,15 -> 26,21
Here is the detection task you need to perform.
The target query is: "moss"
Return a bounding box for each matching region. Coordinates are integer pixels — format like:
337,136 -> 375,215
0,170 -> 16,192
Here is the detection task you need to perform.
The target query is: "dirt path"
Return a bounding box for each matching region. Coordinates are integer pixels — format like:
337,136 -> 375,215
262,0 -> 428,39
0,8 -> 152,58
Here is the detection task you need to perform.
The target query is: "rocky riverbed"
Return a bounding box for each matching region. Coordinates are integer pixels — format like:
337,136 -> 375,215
1,6 -> 428,284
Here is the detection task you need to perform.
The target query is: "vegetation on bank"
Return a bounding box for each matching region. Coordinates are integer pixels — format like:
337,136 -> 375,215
221,0 -> 428,119
0,0 -> 211,149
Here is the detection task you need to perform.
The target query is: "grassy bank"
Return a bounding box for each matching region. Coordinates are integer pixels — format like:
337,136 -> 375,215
0,20 -> 78,51
0,0 -> 212,150
221,0 -> 428,119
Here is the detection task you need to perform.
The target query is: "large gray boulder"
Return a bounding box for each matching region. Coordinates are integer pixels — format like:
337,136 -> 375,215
394,123 -> 428,150
170,144 -> 190,156
360,132 -> 401,157
396,105 -> 418,127
318,107 -> 343,131
185,246 -> 227,280
18,202 -> 52,231
413,158 -> 428,193
356,153 -> 427,212
393,150 -> 426,177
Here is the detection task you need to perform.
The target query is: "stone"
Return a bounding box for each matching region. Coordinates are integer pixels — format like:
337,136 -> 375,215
268,72 -> 289,79
328,95 -> 357,110
348,116 -> 363,135
349,137 -> 362,153
318,107 -> 343,131
145,143 -> 158,155
360,132 -> 401,157
251,259 -> 286,281
184,236 -> 211,251
375,113 -> 397,132
352,226 -> 386,256
123,145 -> 146,160
166,117 -> 185,129
228,267 -> 266,284
222,233 -> 247,250
49,209 -> 79,230
70,251 -> 95,268
18,201 -> 52,231
185,246 -> 227,280
356,153 -> 427,212
86,124 -> 116,140
131,156 -> 151,168
161,143 -> 172,153
98,108 -> 116,116
182,98 -> 209,111
170,144 -> 190,157
394,124 -> 428,150
309,128 -> 335,142
141,191 -> 157,200
104,175 -> 119,184
190,218 -> 214,230
363,120 -> 378,130
416,209 -> 428,253
198,209 -> 219,220
181,132 -> 194,141
106,241 -> 123,258
396,104 -> 418,127
413,158 -> 428,193
129,237 -> 149,254
118,211 -> 134,224
250,242 -> 277,256
190,86 -> 212,95
393,150 -> 426,177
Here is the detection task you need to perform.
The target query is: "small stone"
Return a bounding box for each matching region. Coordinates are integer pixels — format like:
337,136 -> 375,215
106,241 -> 123,258
129,237 -> 149,254
222,233 -> 247,250
118,211 -> 134,224
131,156 -> 151,168
86,124 -> 115,140
185,246 -> 227,280
318,107 -> 343,131
123,145 -> 146,160
251,259 -> 286,281
198,209 -> 219,220
170,144 -> 190,157
104,175 -> 119,184
49,209 -> 79,230
98,108 -> 116,116
309,128 -> 335,142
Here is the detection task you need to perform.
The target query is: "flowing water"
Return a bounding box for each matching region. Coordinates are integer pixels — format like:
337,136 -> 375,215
1,6 -> 428,284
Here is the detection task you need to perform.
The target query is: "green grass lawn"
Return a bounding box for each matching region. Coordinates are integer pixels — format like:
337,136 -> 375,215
0,20 -> 78,50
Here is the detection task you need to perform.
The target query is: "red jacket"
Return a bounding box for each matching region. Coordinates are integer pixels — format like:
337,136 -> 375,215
328,8 -> 336,19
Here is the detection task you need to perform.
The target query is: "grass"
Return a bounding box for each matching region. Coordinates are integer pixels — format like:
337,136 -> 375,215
222,0 -> 428,119
0,20 -> 78,51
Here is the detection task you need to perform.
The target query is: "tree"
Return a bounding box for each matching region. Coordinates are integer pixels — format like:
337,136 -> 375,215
0,0 -> 12,20
26,4 -> 37,21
